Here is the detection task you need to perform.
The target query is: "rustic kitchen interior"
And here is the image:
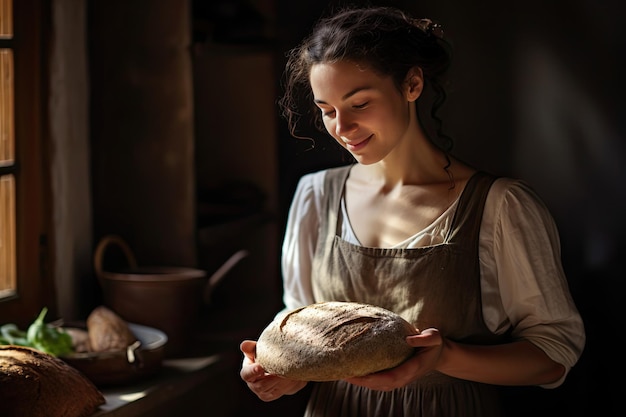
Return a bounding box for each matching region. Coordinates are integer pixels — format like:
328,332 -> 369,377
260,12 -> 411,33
1,0 -> 624,416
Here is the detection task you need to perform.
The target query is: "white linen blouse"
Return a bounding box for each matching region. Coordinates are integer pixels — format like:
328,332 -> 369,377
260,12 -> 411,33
281,169 -> 586,388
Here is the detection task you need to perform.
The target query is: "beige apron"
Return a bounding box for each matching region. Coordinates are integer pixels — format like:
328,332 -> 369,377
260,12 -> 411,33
305,165 -> 505,417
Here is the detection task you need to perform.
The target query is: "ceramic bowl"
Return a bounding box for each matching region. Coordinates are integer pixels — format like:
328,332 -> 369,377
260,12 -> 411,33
61,323 -> 167,386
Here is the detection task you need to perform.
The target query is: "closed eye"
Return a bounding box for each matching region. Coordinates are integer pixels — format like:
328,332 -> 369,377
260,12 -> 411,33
353,102 -> 368,109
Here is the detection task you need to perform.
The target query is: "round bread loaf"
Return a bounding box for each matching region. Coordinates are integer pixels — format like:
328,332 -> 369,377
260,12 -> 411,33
255,301 -> 418,381
0,345 -> 105,417
87,305 -> 137,352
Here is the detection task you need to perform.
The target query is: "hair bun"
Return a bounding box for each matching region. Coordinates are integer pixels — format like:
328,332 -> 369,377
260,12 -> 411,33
414,18 -> 444,39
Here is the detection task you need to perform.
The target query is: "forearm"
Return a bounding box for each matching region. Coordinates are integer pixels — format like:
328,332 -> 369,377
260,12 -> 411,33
436,338 -> 565,386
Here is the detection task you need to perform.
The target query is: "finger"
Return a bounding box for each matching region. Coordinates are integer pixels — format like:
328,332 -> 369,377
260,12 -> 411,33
240,352 -> 267,383
241,362 -> 264,382
405,328 -> 441,348
257,385 -> 283,402
240,340 -> 257,360
247,373 -> 282,396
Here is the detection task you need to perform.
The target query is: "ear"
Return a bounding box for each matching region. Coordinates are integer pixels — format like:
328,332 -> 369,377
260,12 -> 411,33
404,67 -> 424,102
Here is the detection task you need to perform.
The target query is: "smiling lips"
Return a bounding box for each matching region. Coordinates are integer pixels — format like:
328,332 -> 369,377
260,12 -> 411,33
344,134 -> 373,152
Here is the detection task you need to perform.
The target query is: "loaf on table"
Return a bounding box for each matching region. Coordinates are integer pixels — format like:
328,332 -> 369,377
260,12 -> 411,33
87,305 -> 136,352
0,345 -> 105,417
255,301 -> 418,381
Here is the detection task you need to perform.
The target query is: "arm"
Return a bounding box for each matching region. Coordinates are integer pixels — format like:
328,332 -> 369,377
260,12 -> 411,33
435,333 -> 565,385
280,171 -> 324,310
240,172 -> 324,400
482,178 -> 585,387
345,328 -> 564,391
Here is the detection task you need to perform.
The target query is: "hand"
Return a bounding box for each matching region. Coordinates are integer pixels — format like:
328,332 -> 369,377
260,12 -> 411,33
240,340 -> 308,402
344,328 -> 445,391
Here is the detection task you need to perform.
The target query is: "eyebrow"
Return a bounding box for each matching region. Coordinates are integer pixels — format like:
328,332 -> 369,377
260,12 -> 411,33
313,86 -> 373,104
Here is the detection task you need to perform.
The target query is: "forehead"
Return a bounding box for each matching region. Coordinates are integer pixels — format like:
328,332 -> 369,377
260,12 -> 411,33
309,61 -> 392,99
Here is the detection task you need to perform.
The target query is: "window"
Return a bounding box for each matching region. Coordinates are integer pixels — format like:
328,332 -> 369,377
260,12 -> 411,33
0,0 -> 53,325
0,0 -> 16,300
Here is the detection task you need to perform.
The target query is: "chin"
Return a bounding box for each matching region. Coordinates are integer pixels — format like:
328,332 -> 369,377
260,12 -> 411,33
353,154 -> 383,166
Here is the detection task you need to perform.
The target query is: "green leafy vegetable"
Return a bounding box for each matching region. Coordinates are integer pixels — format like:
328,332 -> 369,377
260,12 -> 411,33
1,323 -> 29,346
0,307 -> 73,357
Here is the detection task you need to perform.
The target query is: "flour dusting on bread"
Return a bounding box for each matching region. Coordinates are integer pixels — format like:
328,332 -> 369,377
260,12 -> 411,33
256,301 -> 418,381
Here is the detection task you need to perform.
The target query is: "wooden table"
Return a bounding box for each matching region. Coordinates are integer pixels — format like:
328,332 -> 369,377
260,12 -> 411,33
91,354 -> 238,417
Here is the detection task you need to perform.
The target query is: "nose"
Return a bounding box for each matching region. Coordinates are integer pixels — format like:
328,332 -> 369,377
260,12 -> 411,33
334,111 -> 357,137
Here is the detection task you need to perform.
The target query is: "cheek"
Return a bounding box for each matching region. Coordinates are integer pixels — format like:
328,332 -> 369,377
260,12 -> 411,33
323,120 -> 347,146
322,119 -> 336,136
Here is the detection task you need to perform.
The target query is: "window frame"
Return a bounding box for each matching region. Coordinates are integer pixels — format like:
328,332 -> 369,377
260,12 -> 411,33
0,0 -> 55,327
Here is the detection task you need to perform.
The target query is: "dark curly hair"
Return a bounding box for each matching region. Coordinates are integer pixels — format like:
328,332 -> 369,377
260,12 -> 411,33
278,6 -> 454,152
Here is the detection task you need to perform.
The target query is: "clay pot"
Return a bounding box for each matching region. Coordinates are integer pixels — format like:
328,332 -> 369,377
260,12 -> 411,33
94,235 -> 247,356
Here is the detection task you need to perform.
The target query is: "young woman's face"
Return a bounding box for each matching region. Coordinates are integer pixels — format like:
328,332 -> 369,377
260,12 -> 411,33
310,60 -> 417,165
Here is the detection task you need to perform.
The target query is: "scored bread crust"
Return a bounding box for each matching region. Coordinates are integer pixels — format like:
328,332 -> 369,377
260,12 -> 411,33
255,301 -> 418,381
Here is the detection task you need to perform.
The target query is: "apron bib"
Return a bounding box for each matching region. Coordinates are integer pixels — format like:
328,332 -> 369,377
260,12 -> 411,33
306,165 -> 504,417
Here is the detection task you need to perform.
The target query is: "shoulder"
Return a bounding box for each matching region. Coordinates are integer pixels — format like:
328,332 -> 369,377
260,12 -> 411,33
488,176 -> 550,211
292,170 -> 326,206
295,164 -> 353,197
289,165 -> 347,215
485,176 -> 558,231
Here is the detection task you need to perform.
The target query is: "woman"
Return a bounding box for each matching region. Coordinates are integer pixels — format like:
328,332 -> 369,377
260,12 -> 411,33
240,5 -> 585,416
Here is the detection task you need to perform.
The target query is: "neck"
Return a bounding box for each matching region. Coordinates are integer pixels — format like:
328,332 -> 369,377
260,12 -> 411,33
373,131 -> 454,187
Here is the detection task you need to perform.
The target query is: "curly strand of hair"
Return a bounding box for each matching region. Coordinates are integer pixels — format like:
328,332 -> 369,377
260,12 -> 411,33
429,78 -> 455,189
429,80 -> 452,152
